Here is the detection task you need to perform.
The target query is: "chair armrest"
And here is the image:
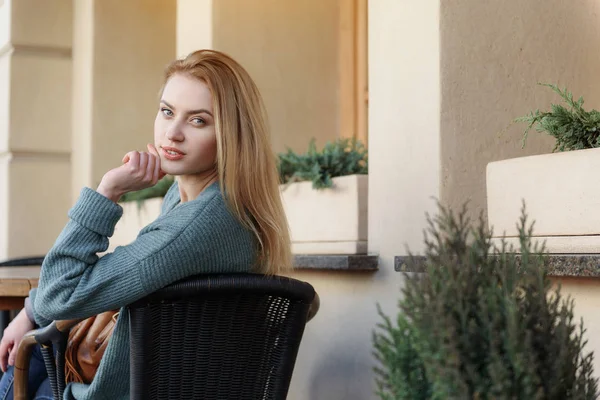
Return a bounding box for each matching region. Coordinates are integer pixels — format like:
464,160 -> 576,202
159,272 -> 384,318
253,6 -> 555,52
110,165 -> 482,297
307,291 -> 320,322
32,319 -> 82,344
13,319 -> 84,400
55,319 -> 84,333
14,331 -> 39,400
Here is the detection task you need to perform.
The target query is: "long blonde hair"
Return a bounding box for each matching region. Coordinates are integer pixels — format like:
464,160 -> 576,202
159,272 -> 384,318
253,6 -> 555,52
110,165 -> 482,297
163,50 -> 292,275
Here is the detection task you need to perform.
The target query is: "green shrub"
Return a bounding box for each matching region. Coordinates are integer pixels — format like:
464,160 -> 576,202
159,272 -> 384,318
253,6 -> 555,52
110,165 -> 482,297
373,307 -> 430,400
517,83 -> 600,152
278,138 -> 368,189
120,176 -> 174,203
373,204 -> 598,400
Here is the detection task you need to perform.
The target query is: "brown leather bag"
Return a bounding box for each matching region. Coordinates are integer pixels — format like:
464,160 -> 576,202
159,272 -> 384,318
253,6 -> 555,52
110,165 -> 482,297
64,310 -> 119,384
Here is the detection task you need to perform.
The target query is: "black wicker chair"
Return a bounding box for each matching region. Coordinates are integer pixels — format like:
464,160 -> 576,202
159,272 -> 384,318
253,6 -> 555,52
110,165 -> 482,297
14,273 -> 318,400
0,256 -> 46,267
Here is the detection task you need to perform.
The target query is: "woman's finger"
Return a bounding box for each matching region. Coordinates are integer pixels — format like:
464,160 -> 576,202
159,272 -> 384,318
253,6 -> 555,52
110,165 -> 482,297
126,151 -> 140,168
147,145 -> 161,183
147,144 -> 160,158
148,144 -> 166,181
145,153 -> 156,183
8,343 -> 18,366
0,340 -> 12,372
153,155 -> 161,183
123,151 -> 138,165
138,152 -> 148,175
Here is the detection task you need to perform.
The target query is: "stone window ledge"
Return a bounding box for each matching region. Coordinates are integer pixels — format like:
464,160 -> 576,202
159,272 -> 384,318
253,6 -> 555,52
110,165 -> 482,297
294,254 -> 378,271
394,255 -> 600,278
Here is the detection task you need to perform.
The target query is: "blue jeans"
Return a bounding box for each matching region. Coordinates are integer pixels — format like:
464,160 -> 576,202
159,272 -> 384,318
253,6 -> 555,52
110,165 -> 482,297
0,344 -> 53,399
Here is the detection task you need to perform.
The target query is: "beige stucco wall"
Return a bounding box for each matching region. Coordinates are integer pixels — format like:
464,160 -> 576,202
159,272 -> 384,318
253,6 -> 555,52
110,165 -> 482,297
177,0 -> 212,56
288,1 -> 441,398
552,278 -> 600,375
212,0 -> 339,154
440,0 -> 600,221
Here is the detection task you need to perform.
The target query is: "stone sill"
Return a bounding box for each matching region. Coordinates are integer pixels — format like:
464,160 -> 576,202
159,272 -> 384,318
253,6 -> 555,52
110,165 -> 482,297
294,254 -> 378,271
394,255 -> 600,278
0,255 -> 380,272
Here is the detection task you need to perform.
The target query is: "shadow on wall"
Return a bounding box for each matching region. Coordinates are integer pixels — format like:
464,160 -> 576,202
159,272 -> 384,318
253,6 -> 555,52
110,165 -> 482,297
287,268 -> 404,400
307,345 -> 374,400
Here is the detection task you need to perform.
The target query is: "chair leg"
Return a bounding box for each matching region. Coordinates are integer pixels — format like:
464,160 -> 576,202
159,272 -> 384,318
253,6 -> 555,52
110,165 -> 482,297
41,345 -> 61,400
14,333 -> 38,400
54,334 -> 68,397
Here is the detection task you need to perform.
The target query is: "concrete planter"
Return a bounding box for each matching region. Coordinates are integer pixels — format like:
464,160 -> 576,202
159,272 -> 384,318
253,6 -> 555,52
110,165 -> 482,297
280,174 -> 368,254
106,175 -> 369,255
108,198 -> 163,251
486,147 -> 600,253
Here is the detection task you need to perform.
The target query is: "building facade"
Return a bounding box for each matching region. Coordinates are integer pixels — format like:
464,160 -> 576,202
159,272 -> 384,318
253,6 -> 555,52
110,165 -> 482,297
1,1 -> 599,398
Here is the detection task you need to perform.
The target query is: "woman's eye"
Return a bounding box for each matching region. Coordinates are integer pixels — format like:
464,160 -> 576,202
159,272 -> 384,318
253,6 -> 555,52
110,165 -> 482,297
161,108 -> 173,117
191,117 -> 206,126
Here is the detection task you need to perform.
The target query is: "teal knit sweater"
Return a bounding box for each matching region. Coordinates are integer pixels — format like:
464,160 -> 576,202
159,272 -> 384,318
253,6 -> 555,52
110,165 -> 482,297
29,181 -> 256,399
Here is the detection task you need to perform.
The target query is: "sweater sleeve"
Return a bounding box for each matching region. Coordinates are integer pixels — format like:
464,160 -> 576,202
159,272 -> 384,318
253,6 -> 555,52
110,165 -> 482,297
32,187 -> 220,322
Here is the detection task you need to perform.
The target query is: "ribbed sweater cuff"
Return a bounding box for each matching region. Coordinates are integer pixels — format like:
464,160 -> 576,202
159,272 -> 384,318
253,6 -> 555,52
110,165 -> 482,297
24,296 -> 35,323
68,187 -> 123,237
28,288 -> 52,327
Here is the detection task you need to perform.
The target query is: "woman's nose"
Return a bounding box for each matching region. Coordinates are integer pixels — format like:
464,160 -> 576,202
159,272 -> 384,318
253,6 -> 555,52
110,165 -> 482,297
165,125 -> 184,141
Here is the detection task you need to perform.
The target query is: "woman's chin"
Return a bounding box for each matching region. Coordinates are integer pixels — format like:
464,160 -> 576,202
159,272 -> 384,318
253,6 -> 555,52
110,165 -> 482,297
161,170 -> 180,178
159,165 -> 180,176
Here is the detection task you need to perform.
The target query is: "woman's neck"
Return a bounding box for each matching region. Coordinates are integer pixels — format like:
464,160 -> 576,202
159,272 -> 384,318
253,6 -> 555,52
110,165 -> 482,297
177,170 -> 218,202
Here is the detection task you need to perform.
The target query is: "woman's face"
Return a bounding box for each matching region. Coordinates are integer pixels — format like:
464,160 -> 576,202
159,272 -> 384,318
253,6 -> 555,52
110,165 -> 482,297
154,73 -> 217,177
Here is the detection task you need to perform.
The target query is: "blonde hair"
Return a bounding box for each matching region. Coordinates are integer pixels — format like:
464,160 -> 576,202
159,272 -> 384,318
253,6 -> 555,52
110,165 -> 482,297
163,50 -> 292,275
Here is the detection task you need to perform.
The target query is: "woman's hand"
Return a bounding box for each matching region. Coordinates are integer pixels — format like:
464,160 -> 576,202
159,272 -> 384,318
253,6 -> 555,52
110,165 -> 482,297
97,144 -> 166,202
0,309 -> 34,372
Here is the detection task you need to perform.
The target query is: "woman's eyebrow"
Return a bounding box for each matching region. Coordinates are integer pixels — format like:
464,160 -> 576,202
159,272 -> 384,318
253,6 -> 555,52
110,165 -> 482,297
160,99 -> 213,117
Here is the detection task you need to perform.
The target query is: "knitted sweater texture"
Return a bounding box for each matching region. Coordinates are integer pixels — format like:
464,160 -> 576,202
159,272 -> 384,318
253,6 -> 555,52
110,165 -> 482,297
29,181 -> 256,399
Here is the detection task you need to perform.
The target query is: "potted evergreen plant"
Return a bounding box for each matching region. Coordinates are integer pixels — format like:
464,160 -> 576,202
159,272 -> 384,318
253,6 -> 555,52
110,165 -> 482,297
279,138 -> 368,254
486,83 -> 600,253
110,137 -> 370,254
373,204 -> 598,399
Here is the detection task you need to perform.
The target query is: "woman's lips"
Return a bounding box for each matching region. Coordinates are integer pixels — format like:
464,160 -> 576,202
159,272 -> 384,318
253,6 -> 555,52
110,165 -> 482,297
161,146 -> 185,161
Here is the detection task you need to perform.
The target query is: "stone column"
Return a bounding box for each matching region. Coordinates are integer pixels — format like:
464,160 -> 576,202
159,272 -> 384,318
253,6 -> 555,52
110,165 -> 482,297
71,0 -> 176,202
0,0 -> 73,259
368,0 -> 441,257
177,0 -> 212,56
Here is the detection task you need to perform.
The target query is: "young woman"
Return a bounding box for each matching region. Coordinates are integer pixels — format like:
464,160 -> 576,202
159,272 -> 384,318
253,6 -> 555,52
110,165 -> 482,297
0,49 -> 292,399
